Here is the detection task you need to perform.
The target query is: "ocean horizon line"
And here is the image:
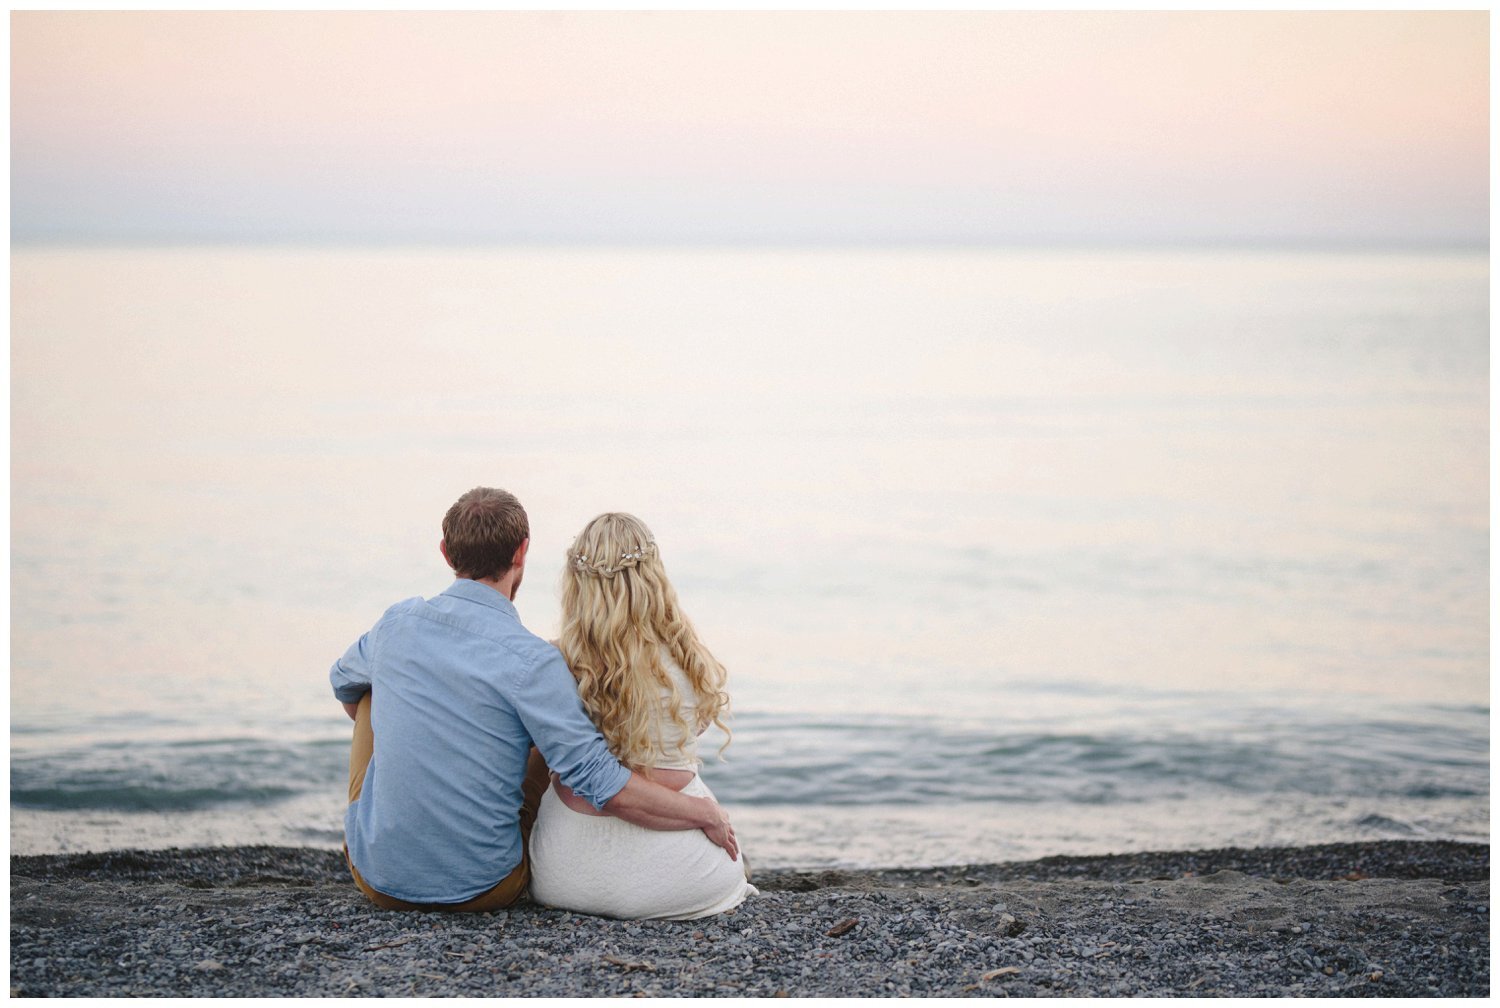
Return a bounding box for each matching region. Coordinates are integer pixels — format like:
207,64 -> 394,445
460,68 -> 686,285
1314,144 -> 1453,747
10,235 -> 1488,256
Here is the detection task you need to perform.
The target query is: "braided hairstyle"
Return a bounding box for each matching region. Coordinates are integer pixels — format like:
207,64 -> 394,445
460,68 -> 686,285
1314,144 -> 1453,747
557,512 -> 730,770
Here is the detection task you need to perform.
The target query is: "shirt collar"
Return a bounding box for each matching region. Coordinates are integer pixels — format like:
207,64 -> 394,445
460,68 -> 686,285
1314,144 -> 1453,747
440,577 -> 519,618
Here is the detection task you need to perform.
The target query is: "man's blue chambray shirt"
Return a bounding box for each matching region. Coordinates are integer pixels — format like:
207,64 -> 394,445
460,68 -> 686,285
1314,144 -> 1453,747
329,578 -> 632,904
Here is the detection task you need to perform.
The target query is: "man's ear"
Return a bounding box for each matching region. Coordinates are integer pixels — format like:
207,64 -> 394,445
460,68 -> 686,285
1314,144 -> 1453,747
440,539 -> 453,569
512,537 -> 530,569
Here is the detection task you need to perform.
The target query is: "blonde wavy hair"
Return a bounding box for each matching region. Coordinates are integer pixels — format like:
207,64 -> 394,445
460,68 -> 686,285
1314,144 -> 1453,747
557,513 -> 730,771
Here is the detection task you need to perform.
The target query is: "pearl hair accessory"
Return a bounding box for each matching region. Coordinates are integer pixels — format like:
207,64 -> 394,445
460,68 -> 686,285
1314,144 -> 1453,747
572,539 -> 657,576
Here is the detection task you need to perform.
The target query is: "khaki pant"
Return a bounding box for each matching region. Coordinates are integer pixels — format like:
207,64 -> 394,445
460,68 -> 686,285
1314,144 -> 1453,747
344,692 -> 550,912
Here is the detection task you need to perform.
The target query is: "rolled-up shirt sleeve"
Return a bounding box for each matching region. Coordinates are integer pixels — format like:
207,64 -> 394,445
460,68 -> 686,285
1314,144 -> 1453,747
330,630 -> 375,704
512,650 -> 631,810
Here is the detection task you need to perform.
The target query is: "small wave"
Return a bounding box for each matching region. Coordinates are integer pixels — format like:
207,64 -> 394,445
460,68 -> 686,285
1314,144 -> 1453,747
11,785 -> 297,812
8,705 -> 1487,814
10,735 -> 346,813
710,708 -> 1488,807
1354,813 -> 1421,836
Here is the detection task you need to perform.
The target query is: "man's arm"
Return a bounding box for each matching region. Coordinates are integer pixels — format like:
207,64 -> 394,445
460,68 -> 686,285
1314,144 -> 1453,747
603,774 -> 739,860
331,629 -> 375,713
514,649 -> 739,859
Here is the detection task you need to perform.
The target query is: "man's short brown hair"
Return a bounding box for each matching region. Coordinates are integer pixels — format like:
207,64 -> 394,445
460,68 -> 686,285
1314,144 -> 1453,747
442,487 -> 530,581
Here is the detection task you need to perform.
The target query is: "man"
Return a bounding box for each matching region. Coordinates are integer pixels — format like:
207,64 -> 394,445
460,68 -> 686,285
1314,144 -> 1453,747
330,486 -> 737,911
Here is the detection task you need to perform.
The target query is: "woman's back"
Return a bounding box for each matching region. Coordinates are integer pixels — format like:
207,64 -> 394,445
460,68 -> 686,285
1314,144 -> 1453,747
528,656 -> 755,920
527,513 -> 755,920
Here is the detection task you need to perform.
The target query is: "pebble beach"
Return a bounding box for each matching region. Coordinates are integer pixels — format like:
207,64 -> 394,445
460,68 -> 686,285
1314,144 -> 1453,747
10,840 -> 1487,997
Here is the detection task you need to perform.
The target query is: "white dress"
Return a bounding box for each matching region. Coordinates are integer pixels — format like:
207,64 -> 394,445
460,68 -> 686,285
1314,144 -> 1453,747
528,658 -> 757,920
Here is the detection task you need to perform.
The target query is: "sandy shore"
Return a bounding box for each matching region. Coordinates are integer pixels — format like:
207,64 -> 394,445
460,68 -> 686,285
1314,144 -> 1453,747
10,840 -> 1487,997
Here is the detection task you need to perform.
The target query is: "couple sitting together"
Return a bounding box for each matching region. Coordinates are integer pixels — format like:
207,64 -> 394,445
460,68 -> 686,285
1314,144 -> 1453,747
330,486 -> 756,920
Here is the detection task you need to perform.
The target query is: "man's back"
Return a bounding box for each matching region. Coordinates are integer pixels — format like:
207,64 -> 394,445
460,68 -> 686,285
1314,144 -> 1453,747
331,578 -> 629,904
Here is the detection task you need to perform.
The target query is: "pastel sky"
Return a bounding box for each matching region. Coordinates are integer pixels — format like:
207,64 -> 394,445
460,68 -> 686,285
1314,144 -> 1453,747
10,11 -> 1490,246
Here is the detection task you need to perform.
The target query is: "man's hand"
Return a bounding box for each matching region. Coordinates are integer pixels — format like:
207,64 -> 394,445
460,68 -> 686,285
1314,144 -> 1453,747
701,799 -> 739,861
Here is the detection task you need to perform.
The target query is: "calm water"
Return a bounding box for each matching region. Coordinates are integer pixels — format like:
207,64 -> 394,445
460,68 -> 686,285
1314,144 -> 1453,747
11,246 -> 1489,867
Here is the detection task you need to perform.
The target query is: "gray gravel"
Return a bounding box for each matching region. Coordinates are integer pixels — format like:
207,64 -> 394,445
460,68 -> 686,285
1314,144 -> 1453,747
10,841 -> 1488,997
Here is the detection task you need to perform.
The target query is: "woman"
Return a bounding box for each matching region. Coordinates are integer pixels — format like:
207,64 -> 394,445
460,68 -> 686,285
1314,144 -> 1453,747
528,512 -> 757,920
